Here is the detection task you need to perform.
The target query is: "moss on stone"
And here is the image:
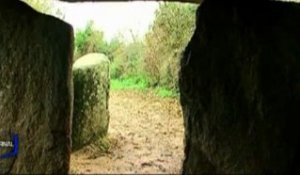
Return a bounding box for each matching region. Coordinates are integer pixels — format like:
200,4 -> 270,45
72,53 -> 110,151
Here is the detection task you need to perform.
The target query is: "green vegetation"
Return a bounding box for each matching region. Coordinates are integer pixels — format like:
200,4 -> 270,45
24,1 -> 197,97
110,76 -> 178,98
155,88 -> 178,98
74,21 -> 110,60
144,2 -> 197,91
111,76 -> 148,91
74,2 -> 197,98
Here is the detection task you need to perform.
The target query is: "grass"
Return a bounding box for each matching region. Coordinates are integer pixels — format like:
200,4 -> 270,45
110,76 -> 178,98
111,76 -> 148,91
154,87 -> 178,98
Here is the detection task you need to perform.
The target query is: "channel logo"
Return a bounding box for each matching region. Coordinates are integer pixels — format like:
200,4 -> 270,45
0,132 -> 19,159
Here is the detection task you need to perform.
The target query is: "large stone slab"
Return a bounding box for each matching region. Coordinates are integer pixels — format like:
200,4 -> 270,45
72,53 -> 110,151
61,0 -> 201,4
0,1 -> 73,174
180,0 -> 300,174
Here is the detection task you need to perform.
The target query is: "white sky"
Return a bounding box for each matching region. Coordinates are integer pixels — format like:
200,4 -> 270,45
54,1 -> 159,41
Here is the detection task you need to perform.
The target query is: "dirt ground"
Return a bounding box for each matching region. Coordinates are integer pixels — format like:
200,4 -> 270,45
70,90 -> 185,174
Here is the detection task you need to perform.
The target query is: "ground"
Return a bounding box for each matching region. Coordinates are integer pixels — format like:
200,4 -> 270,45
70,89 -> 184,174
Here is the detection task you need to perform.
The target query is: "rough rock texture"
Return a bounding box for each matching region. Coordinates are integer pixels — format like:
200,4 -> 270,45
60,0 -> 201,4
72,53 -> 110,150
0,1 -> 73,174
180,0 -> 300,174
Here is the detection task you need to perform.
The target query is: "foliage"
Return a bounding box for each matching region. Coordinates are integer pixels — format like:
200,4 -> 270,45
144,2 -> 197,90
110,76 -> 178,98
106,36 -> 126,62
110,39 -> 145,79
111,76 -> 149,91
109,2 -> 197,97
155,87 -> 178,98
74,21 -> 109,60
72,2 -> 198,98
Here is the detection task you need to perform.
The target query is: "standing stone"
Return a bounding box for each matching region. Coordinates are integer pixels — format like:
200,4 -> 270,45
180,0 -> 300,174
0,1 -> 73,174
72,53 -> 110,150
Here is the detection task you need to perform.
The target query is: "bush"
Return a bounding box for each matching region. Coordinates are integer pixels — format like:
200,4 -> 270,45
74,21 -> 109,61
110,39 -> 145,79
143,2 -> 197,91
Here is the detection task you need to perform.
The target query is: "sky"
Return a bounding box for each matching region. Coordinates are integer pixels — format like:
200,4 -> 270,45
54,1 -> 159,41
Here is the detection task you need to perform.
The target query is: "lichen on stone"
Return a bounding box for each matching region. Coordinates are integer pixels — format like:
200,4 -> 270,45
72,53 -> 110,151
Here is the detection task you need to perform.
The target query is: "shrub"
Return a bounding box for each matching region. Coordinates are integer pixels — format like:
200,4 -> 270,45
143,2 -> 197,91
74,21 -> 109,61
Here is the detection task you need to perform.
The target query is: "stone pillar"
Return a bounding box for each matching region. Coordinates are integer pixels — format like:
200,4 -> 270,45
72,53 -> 110,151
180,0 -> 300,174
0,0 -> 73,174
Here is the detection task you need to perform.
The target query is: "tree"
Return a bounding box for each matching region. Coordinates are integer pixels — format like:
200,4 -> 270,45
105,35 -> 126,62
74,21 -> 108,60
109,36 -> 145,79
144,2 -> 197,90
